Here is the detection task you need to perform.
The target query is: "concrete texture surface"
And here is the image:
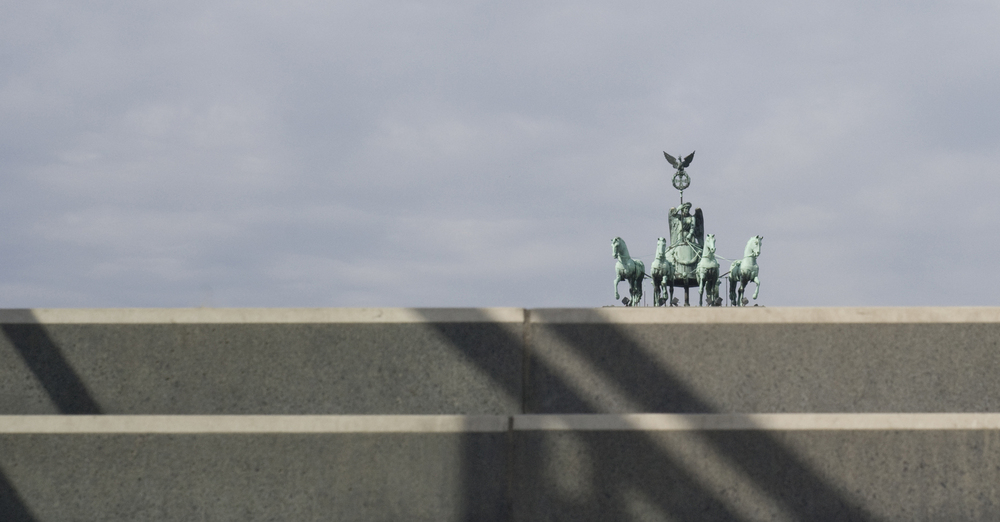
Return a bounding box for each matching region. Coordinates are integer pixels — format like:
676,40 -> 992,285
511,429 -> 1000,521
526,322 -> 1000,413
0,433 -> 510,522
1,307 -> 1000,521
0,322 -> 523,414
4,307 -> 1000,415
1,429 -> 1000,521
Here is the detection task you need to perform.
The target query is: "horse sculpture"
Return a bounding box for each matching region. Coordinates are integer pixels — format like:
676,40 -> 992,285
651,237 -> 674,306
696,233 -> 720,307
729,235 -> 762,306
613,237 -> 646,306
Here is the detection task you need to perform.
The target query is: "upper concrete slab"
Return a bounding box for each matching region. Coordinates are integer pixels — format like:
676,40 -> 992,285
3,307 -> 1000,415
0,321 -> 524,415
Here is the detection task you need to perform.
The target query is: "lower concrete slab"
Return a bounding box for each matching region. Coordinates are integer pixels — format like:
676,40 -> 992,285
2,418 -> 1000,521
0,432 -> 511,522
512,429 -> 1000,521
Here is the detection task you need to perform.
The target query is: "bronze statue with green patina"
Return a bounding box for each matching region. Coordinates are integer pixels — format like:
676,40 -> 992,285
657,151 -> 704,306
612,237 -> 646,306
661,201 -> 705,306
729,235 -> 762,306
696,233 -> 721,307
611,150 -> 764,306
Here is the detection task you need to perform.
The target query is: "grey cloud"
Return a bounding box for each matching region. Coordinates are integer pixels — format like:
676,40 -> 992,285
1,1 -> 998,307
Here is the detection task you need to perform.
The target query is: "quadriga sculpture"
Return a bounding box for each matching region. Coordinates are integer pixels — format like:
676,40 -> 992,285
651,237 -> 674,307
612,237 -> 646,307
729,235 -> 762,306
696,233 -> 720,307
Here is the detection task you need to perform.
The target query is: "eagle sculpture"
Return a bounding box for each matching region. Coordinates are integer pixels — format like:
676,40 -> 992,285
663,151 -> 695,171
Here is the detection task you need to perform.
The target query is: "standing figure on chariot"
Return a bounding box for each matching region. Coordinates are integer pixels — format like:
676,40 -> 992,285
669,202 -> 703,250
662,201 -> 705,305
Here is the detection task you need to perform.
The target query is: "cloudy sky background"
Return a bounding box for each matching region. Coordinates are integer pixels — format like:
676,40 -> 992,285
2,1 -> 999,308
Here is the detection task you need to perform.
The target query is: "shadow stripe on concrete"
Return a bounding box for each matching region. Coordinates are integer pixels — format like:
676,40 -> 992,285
3,413 -> 1000,433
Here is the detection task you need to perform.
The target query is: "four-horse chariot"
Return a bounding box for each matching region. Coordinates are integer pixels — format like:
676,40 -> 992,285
612,151 -> 763,307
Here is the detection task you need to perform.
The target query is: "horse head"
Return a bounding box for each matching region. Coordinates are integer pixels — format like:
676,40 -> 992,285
744,235 -> 762,258
612,237 -> 626,259
655,237 -> 667,259
704,234 -> 716,255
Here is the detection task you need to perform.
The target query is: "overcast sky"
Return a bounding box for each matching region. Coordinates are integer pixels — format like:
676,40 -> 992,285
2,1 -> 999,308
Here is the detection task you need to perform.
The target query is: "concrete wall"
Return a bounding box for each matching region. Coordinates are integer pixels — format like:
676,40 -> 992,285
0,432 -> 510,522
0,308 -> 524,414
512,427 -> 1000,521
4,307 -> 1000,415
527,309 -> 1000,413
3,416 -> 1000,521
2,307 -> 1000,521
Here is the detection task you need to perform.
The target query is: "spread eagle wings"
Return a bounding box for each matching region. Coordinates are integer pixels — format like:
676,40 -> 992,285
681,151 -> 695,168
663,151 -> 696,169
663,151 -> 679,168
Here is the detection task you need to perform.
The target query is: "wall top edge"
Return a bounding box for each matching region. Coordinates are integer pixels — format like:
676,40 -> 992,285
529,307 -> 1000,324
0,308 -> 528,324
0,307 -> 999,324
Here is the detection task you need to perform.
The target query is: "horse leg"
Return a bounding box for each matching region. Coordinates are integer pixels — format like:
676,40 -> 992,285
697,277 -> 705,307
614,272 -> 622,301
684,285 -> 690,306
752,276 -> 760,300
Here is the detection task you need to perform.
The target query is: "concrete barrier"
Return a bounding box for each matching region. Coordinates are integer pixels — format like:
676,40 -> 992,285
0,430 -> 510,522
527,307 -> 1000,413
0,308 -> 524,415
2,307 -> 1000,520
4,307 -> 1000,415
2,414 -> 1000,521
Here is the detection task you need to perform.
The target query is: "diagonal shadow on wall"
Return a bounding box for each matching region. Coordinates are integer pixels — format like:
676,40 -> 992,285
0,470 -> 37,522
536,322 -> 879,520
1,314 -> 102,414
0,311 -> 101,521
420,309 -> 882,521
